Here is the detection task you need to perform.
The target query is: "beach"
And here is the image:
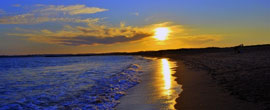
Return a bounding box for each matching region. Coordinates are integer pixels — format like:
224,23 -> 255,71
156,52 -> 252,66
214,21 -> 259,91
171,58 -> 263,110
115,45 -> 270,110
165,45 -> 270,109
1,45 -> 270,109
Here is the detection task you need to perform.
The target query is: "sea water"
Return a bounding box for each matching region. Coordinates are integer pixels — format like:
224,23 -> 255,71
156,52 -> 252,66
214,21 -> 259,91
116,58 -> 182,110
0,56 -> 148,110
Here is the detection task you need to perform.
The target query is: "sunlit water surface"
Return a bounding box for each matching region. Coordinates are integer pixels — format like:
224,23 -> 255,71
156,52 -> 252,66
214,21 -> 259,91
156,58 -> 182,110
117,58 -> 182,110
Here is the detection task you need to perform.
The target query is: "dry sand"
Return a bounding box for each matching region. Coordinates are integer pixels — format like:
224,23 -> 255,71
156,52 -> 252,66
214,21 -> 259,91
172,60 -> 262,110
167,47 -> 270,109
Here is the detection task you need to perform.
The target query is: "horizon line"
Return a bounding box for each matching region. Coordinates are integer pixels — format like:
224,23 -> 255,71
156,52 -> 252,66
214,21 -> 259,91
0,44 -> 269,57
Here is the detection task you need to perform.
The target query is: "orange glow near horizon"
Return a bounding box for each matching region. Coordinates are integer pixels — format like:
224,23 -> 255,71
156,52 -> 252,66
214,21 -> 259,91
154,27 -> 171,41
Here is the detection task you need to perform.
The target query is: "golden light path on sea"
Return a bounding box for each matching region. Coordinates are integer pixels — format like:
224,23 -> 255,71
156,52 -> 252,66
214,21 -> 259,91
116,58 -> 182,110
158,58 -> 181,110
161,59 -> 172,95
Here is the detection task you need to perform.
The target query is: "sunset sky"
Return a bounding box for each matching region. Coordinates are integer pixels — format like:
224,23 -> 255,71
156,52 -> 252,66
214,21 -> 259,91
0,0 -> 269,55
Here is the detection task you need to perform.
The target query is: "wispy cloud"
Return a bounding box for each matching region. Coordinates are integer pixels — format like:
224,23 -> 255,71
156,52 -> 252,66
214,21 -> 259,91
8,23 -> 154,46
40,5 -> 108,15
0,4 -> 107,24
56,33 -> 151,46
179,35 -> 221,44
0,14 -> 100,24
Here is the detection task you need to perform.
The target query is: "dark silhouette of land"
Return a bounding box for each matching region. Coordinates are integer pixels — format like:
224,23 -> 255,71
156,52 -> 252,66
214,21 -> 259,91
1,44 -> 269,58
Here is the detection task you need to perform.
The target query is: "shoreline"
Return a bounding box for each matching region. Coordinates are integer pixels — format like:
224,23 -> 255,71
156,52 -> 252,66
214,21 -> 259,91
117,54 -> 265,110
116,57 -> 182,110
134,45 -> 270,109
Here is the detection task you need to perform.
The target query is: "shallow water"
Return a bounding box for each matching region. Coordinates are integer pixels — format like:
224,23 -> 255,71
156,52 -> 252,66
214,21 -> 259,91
116,58 -> 182,110
0,56 -> 148,110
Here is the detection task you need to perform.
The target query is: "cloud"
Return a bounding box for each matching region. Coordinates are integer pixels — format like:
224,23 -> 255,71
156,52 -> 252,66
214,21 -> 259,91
55,33 -> 151,46
7,20 -> 221,46
0,14 -> 100,24
8,23 -> 155,46
179,35 -> 221,44
41,5 -> 108,15
0,4 -> 107,24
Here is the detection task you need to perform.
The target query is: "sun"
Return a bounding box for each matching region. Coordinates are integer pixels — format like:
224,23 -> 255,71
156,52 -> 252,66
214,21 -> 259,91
153,27 -> 171,41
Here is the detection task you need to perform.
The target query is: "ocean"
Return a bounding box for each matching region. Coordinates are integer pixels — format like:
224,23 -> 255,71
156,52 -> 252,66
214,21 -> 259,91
0,56 -> 181,110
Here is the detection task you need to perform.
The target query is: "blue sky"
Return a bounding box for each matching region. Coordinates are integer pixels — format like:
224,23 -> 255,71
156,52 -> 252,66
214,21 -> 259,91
0,0 -> 269,55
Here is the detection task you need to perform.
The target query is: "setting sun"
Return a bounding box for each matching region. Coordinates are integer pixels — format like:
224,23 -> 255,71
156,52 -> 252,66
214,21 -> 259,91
154,27 -> 171,41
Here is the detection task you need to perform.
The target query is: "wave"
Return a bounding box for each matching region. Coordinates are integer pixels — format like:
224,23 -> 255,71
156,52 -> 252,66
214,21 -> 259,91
0,64 -> 142,110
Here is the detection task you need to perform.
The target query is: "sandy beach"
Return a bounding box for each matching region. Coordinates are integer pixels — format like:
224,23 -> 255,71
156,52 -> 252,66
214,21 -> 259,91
171,59 -> 263,110
166,45 -> 270,109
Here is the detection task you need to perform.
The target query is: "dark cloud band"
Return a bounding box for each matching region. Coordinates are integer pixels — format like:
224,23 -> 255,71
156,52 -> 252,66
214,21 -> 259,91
55,33 -> 153,46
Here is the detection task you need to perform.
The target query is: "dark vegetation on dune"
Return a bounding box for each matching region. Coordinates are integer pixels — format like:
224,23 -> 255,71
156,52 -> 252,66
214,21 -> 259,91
1,44 -> 270,108
1,44 -> 270,57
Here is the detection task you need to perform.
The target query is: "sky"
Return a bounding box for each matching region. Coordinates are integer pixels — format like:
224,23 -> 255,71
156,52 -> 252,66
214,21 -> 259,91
0,0 -> 269,55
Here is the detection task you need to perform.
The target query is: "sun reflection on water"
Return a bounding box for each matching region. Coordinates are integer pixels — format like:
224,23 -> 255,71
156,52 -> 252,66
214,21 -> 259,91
158,58 -> 181,110
161,59 -> 172,95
